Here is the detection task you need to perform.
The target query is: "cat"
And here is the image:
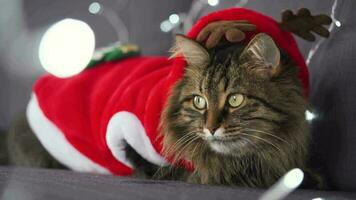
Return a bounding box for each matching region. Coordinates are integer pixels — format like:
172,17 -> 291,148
4,33 -> 322,188
126,33 -> 322,188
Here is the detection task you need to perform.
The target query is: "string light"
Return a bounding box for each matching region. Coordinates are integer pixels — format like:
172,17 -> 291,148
208,0 -> 219,6
160,13 -> 181,32
89,2 -> 102,14
161,0 -> 248,34
160,0 -> 210,33
160,20 -> 174,32
305,110 -> 316,121
236,0 -> 249,7
88,2 -> 130,43
169,14 -> 180,24
259,168 -> 304,200
306,0 -> 340,65
283,169 -> 304,189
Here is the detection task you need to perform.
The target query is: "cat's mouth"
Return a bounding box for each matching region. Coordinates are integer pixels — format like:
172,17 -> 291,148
200,128 -> 249,154
206,135 -> 242,144
205,136 -> 230,142
202,128 -> 239,142
208,138 -> 248,154
205,135 -> 248,154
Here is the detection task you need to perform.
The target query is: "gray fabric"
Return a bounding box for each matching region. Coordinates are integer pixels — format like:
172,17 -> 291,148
0,167 -> 355,200
1,0 -> 356,195
309,0 -> 356,191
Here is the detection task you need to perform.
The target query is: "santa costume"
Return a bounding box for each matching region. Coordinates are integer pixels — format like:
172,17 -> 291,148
27,7 -> 308,176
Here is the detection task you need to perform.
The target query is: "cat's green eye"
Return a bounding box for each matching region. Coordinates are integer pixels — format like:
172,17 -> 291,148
193,96 -> 207,110
228,94 -> 245,108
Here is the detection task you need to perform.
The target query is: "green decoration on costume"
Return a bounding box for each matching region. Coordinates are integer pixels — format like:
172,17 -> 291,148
87,43 -> 140,68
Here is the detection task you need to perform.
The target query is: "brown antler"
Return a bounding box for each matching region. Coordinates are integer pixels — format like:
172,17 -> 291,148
196,20 -> 256,49
279,8 -> 332,41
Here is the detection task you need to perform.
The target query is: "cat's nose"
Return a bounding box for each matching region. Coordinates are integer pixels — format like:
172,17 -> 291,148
207,126 -> 219,135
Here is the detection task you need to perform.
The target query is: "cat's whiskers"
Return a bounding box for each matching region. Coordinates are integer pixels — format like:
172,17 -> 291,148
164,134 -> 190,155
158,134 -> 201,176
174,135 -> 199,154
225,125 -> 289,147
244,128 -> 291,146
241,137 -> 258,149
166,130 -> 202,163
169,132 -> 195,148
224,132 -> 282,152
191,140 -> 204,158
176,134 -> 200,154
165,130 -> 200,155
173,134 -> 201,162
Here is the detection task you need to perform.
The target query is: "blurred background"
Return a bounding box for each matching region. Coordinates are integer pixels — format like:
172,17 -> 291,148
3,0 -> 356,193
0,0 -> 338,132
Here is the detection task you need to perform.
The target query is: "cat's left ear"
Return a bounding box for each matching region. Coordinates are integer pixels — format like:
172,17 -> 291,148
172,34 -> 210,68
239,33 -> 281,79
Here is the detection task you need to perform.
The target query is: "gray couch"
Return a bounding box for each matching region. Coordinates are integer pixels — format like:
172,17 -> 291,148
0,167 -> 355,200
1,0 -> 356,199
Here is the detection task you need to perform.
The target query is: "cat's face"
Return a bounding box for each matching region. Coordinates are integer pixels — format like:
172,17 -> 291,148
162,34 -> 307,161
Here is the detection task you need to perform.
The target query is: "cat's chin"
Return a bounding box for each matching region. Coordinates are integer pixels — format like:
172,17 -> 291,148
208,139 -> 249,155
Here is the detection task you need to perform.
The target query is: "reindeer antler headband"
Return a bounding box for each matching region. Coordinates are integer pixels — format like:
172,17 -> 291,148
197,8 -> 332,48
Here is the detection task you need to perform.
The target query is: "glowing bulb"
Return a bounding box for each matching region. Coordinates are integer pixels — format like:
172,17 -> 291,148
259,168 -> 304,200
89,2 -> 102,14
160,20 -> 173,32
335,20 -> 341,27
39,19 -> 95,78
208,0 -> 219,6
283,168 -> 304,189
312,198 -> 325,200
169,14 -> 180,24
305,110 -> 316,121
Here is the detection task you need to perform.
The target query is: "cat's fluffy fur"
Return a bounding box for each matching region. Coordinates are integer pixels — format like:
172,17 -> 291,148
158,34 -> 321,188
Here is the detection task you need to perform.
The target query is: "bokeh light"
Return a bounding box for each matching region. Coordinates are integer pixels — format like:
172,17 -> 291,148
160,20 -> 173,32
39,19 -> 95,78
169,14 -> 180,24
89,2 -> 102,14
283,168 -> 304,189
208,0 -> 219,6
305,110 -> 316,121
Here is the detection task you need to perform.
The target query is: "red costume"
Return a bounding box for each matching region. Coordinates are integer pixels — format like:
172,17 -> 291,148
27,8 -> 308,175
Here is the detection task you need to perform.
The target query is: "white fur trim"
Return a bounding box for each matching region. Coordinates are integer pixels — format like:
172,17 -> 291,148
27,94 -> 111,174
106,111 -> 168,167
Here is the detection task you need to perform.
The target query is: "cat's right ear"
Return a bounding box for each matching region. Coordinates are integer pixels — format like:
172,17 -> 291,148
171,34 -> 210,68
238,33 -> 281,79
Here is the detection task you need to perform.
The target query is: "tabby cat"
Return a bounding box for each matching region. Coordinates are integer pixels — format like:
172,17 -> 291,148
154,33 -> 317,187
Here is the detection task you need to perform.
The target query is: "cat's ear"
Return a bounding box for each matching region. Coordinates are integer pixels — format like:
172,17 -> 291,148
239,33 -> 281,79
172,34 -> 210,68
